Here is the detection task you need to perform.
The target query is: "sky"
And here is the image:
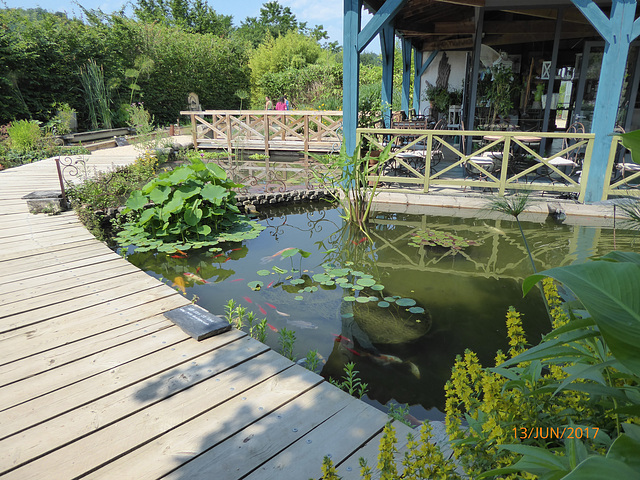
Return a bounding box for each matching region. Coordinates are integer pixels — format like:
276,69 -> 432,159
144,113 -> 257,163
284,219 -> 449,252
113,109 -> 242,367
0,0 -> 375,51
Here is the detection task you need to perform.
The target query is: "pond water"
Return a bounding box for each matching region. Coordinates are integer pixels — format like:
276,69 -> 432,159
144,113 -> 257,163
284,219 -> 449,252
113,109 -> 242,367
124,203 -> 639,422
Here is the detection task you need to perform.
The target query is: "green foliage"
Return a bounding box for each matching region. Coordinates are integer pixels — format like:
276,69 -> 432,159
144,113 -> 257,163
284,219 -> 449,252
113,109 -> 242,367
303,349 -> 320,372
408,229 -> 480,252
386,402 -> 412,427
132,0 -> 233,36
235,1 -> 300,47
45,102 -> 76,135
7,120 -> 41,154
79,60 -> 112,130
117,155 -> 264,253
124,56 -> 154,104
485,64 -> 520,122
619,129 -> 640,165
329,362 -> 368,399
278,327 -> 296,360
309,142 -> 393,231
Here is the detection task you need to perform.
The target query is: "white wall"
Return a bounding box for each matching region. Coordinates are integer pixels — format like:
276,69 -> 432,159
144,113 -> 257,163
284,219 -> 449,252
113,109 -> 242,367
419,51 -> 468,116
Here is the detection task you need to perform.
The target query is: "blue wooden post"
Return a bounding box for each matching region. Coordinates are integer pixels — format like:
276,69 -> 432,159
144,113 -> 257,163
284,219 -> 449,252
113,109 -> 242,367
401,37 -> 412,117
380,24 -> 395,128
343,0 -> 362,157
572,0 -> 640,202
413,50 -> 423,115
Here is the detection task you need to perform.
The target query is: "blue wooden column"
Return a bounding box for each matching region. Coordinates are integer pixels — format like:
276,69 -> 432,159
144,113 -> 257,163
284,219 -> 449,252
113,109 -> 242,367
401,37 -> 412,117
572,0 -> 640,202
380,24 -> 396,127
414,50 -> 439,117
343,0 -> 362,156
343,0 -> 409,155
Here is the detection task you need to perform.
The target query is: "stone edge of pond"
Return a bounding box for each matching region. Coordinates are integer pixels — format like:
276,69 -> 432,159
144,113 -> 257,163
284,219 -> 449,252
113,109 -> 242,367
236,189 -> 337,213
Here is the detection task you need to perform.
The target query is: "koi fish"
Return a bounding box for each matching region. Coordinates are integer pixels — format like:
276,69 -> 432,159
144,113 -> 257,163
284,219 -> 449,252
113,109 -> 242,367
242,296 -> 253,304
351,237 -> 367,245
172,276 -> 186,295
483,222 -> 506,236
266,281 -> 274,288
176,249 -> 188,256
230,278 -> 244,282
286,319 -> 318,329
408,362 -> 421,379
231,248 -> 243,252
267,323 -> 278,332
223,258 -> 230,263
213,253 -> 225,258
184,272 -> 208,284
275,310 -> 290,317
265,302 -> 277,309
332,334 -> 352,344
170,254 -> 186,259
370,353 -> 403,365
260,247 -> 296,264
344,346 -> 361,356
257,304 -> 267,315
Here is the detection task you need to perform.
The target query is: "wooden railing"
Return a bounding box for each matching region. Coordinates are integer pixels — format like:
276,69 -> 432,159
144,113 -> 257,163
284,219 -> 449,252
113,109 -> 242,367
358,128 -> 596,201
181,110 -> 343,155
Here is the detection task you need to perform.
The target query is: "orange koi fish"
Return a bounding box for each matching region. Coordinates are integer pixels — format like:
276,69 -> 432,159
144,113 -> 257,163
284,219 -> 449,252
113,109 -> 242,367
184,272 -> 208,284
265,303 -> 277,309
230,278 -> 244,282
260,247 -> 296,264
267,323 -> 278,332
266,281 -> 274,288
257,304 -> 267,315
332,334 -> 352,344
172,276 -> 186,294
242,296 -> 253,304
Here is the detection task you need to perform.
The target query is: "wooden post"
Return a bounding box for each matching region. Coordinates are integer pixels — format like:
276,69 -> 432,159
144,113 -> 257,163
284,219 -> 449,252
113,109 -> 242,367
226,113 -> 232,154
304,114 -> 309,161
343,0 -> 362,157
264,113 -> 270,157
572,0 -> 640,202
413,50 -> 423,115
540,7 -> 564,153
191,114 -> 197,150
380,23 -> 395,128
401,37 -> 412,117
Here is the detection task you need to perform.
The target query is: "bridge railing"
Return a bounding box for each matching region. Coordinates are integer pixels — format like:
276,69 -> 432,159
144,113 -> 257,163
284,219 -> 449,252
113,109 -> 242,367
181,110 -> 343,155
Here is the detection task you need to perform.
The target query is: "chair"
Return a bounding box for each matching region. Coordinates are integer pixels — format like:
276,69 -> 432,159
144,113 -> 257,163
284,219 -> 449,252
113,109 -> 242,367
532,122 -> 585,183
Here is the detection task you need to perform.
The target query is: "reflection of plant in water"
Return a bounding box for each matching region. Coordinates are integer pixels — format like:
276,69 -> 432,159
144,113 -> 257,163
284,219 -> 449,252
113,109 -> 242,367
486,194 -> 537,272
329,362 -> 368,399
386,401 -> 412,427
408,228 -> 481,252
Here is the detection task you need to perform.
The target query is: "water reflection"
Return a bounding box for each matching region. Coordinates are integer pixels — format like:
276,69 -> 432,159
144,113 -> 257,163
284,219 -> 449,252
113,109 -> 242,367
125,203 -> 639,421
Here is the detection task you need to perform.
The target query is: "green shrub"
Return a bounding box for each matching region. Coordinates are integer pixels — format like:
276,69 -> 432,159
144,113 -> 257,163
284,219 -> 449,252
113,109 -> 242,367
7,120 -> 41,154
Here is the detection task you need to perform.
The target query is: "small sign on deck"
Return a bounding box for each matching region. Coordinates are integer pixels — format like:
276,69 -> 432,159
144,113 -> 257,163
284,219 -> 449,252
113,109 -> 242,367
164,304 -> 231,341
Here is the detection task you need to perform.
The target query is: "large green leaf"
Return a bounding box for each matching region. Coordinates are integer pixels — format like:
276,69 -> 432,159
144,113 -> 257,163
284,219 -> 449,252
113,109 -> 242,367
562,455 -> 639,479
201,184 -> 227,204
175,184 -> 201,200
619,130 -> 640,165
523,254 -> 640,377
148,185 -> 170,204
205,162 -> 227,180
123,190 -> 148,212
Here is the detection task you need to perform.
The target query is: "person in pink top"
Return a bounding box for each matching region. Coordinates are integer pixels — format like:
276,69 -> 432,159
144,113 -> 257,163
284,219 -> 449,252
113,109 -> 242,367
275,96 -> 286,111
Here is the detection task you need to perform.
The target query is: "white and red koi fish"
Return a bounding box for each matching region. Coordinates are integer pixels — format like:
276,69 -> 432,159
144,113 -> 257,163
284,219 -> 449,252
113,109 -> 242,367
260,247 -> 296,264
183,272 -> 208,284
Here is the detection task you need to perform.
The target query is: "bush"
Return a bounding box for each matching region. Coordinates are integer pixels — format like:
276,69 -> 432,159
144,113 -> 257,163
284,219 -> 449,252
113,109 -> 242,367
7,119 -> 41,154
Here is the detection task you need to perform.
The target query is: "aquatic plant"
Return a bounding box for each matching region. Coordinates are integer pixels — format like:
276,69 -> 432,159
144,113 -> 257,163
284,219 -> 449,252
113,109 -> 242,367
303,349 -> 320,373
386,401 -> 412,427
485,193 -> 537,272
278,327 -> 296,361
79,59 -> 112,130
329,362 -> 368,399
117,156 -> 265,253
408,228 -> 480,252
308,142 -> 393,232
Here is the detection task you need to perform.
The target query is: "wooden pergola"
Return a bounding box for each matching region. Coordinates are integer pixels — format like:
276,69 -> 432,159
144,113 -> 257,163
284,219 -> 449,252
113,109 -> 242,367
343,0 -> 640,202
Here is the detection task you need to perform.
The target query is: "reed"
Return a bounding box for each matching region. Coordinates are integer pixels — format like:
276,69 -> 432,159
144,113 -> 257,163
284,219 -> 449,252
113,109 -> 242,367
79,60 -> 112,130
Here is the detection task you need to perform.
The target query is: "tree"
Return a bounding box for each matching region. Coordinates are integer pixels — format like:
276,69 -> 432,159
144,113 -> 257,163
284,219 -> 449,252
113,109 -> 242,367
132,0 -> 233,36
235,1 -> 298,47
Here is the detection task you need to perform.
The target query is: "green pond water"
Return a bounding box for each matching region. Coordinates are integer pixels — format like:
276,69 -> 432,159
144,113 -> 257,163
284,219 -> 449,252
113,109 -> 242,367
124,203 -> 640,422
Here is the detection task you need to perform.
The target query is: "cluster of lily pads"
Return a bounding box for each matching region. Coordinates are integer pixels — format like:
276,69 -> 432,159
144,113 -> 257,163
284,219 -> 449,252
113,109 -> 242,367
408,228 -> 480,251
247,248 -> 425,315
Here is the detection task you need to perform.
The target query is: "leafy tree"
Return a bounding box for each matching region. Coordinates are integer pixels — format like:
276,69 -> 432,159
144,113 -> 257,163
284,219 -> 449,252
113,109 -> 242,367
132,0 -> 233,36
235,1 -> 298,47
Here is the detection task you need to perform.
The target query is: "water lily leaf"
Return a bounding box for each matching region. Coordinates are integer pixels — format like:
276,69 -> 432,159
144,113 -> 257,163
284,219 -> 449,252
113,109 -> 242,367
201,184 -> 227,205
247,281 -> 263,291
149,185 -> 170,204
272,266 -> 287,274
125,190 -> 147,211
280,248 -> 300,258
356,278 -> 376,287
351,271 -> 365,277
344,296 -> 356,302
378,301 -> 390,308
341,312 -> 354,318
294,295 -> 304,301
257,270 -> 271,276
368,296 -> 378,302
342,283 -> 354,289
195,224 -> 211,235
396,298 -> 417,307
408,307 -> 425,314
321,280 -> 335,286
290,279 -> 305,285
313,273 -> 332,282
353,285 -> 364,290
371,284 -> 385,291
138,208 -> 156,225
356,297 -> 370,303
384,297 -> 396,303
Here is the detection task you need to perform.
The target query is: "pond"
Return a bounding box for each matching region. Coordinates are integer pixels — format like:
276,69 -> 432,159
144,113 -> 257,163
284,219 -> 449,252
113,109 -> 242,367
123,202 -> 639,423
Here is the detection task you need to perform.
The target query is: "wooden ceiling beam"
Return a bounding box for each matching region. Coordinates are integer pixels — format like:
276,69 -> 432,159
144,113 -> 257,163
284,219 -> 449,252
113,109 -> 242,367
436,0 -> 485,6
397,19 -> 594,37
501,8 -> 591,24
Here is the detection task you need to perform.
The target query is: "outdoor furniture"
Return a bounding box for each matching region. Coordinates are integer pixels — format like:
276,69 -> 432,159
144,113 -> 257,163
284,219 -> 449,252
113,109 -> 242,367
530,123 -> 584,184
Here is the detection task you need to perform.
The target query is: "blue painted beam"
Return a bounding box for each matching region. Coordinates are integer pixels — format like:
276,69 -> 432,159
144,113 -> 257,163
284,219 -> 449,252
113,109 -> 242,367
380,23 -> 395,128
417,50 -> 439,78
572,0 -> 637,202
401,37 -> 412,116
413,50 -> 423,114
357,0 -> 408,53
343,0 -> 362,157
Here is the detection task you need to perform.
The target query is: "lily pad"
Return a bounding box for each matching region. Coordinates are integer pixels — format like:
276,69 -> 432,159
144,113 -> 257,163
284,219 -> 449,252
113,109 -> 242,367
371,284 -> 385,291
341,282 -> 354,289
341,312 -> 354,318
356,278 -> 376,287
351,271 -> 365,277
247,281 -> 263,291
353,285 -> 364,291
313,273 -> 332,282
257,270 -> 271,276
384,297 -> 396,303
408,306 -> 425,314
290,279 -> 305,285
396,298 -> 417,307
356,297 -> 370,303
294,295 -> 304,301
272,266 -> 287,274
344,296 -> 356,302
368,296 -> 378,302
378,301 -> 390,308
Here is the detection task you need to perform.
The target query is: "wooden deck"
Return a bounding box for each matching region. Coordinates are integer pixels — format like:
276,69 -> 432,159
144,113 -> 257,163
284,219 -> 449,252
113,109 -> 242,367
0,143 -> 414,479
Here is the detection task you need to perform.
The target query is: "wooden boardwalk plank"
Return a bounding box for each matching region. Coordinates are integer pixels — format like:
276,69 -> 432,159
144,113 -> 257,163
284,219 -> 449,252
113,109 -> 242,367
1,336 -> 270,476
83,364 -> 323,480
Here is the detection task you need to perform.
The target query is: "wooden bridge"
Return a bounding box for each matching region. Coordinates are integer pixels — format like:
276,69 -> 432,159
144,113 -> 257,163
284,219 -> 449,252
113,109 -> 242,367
0,142 -> 418,480
181,110 -> 343,156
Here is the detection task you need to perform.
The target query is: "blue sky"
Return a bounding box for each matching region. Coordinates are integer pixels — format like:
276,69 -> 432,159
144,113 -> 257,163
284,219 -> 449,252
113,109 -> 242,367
0,0 -> 372,50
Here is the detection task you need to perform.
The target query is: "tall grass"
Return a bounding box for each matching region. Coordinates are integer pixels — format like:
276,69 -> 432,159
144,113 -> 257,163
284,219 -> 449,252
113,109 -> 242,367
79,60 -> 112,130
